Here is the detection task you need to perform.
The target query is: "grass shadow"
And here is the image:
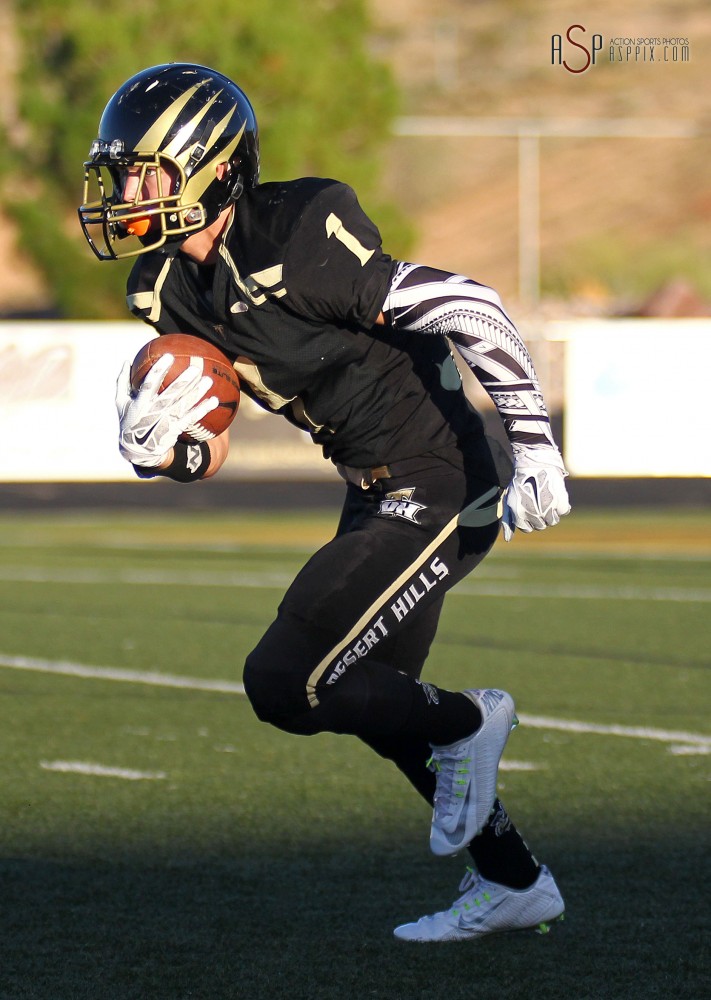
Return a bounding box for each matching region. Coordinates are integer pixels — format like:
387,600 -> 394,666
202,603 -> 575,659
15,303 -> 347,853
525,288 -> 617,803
1,827 -> 708,1000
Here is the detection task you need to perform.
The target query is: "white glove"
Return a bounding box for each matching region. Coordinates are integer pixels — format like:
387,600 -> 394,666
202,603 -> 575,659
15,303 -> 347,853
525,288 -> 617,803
501,444 -> 571,542
115,353 -> 218,467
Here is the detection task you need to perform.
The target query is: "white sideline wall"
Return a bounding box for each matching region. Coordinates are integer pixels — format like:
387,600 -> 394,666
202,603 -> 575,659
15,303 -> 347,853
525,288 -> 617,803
0,319 -> 708,482
548,319 -> 710,478
0,321 -> 332,483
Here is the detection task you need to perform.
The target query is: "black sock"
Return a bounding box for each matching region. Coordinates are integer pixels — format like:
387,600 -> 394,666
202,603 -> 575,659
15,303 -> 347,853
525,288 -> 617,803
402,680 -> 482,746
467,799 -> 540,889
301,659 -> 480,746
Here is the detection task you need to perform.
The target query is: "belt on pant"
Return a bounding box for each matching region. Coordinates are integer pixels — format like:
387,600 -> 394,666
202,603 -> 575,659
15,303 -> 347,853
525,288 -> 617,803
336,455 -> 442,490
336,462 -> 394,489
337,461 -> 504,526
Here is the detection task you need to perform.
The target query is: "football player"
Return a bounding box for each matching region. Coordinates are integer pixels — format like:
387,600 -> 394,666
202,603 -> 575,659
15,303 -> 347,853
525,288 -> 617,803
79,63 -> 570,941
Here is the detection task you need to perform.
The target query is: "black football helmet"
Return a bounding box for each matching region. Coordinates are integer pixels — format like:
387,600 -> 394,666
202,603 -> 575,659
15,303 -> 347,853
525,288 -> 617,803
78,63 -> 259,260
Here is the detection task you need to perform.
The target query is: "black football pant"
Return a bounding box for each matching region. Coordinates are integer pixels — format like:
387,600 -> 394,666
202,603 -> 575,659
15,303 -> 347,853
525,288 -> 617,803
243,440 -> 502,806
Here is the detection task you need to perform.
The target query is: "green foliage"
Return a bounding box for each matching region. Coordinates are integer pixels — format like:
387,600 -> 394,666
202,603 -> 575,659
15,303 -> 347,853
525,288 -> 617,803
8,193 -> 130,319
9,0 -> 405,317
544,227 -> 711,304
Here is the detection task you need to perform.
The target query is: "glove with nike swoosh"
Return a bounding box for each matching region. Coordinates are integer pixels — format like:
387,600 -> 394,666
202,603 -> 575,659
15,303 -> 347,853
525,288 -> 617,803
115,353 -> 218,468
501,443 -> 571,542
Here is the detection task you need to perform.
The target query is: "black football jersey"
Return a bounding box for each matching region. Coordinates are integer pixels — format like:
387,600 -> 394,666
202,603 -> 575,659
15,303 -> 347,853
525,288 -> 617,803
126,177 -> 482,467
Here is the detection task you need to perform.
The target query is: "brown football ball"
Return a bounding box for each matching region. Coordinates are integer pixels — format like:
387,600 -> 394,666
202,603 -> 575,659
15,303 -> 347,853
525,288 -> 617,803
130,333 -> 240,442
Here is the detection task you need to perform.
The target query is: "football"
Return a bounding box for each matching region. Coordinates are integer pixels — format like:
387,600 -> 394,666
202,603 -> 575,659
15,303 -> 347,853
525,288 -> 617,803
130,333 -> 240,442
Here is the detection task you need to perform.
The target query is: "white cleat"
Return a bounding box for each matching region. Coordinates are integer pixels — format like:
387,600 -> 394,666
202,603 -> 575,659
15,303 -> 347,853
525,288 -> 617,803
394,865 -> 565,942
429,688 -> 517,856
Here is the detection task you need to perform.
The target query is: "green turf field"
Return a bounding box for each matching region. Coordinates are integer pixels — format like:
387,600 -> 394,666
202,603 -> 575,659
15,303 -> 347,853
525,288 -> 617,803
0,506 -> 708,1000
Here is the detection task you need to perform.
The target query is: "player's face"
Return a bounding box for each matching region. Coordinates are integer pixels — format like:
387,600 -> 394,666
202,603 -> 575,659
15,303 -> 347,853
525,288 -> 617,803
116,163 -> 177,237
120,165 -> 160,202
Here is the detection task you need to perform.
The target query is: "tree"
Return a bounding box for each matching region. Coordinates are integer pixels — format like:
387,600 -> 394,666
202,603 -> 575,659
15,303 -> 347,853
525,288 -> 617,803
7,0 -> 405,317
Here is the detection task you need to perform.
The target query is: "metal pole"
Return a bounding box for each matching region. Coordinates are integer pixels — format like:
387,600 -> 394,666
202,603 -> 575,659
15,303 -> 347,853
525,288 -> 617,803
393,117 -> 702,307
518,131 -> 540,306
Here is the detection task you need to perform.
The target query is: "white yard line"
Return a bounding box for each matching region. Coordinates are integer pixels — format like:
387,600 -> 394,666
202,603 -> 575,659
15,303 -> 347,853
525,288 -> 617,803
499,760 -> 543,771
0,566 -> 708,602
516,713 -> 711,748
2,535 -> 708,561
2,653 -> 709,750
40,760 -> 167,780
452,581 -> 711,603
498,549 -> 711,563
0,566 -> 295,589
0,653 -> 245,693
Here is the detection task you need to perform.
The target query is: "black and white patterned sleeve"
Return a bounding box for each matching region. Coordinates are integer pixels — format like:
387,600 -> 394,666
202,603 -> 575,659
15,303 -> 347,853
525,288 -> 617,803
381,262 -> 556,449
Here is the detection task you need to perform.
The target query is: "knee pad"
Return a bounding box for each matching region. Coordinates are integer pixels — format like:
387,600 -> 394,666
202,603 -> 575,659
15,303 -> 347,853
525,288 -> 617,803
243,649 -> 284,724
243,614 -> 333,730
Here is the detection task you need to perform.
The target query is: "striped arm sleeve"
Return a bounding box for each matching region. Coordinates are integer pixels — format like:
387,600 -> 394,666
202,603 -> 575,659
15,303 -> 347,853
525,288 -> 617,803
381,262 -> 556,448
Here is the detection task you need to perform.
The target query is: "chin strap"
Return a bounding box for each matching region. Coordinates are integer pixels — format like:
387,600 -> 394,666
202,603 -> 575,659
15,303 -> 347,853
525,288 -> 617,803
228,173 -> 244,202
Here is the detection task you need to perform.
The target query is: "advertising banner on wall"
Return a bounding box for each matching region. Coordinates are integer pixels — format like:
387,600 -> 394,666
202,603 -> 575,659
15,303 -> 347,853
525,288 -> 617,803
0,322 -> 148,482
551,319 -> 711,478
0,322 -> 337,482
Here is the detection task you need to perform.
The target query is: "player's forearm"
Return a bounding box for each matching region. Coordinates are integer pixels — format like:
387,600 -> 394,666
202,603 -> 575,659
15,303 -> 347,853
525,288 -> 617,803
382,262 -> 555,449
203,428 -> 230,477
449,325 -> 555,449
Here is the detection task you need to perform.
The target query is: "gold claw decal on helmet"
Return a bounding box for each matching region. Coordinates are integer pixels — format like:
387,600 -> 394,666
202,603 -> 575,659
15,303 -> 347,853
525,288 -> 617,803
183,119 -> 245,202
163,90 -> 224,159
136,80 -> 208,151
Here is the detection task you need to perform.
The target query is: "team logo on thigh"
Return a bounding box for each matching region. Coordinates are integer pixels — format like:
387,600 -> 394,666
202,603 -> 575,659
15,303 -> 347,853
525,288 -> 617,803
378,487 -> 427,524
416,680 -> 440,705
